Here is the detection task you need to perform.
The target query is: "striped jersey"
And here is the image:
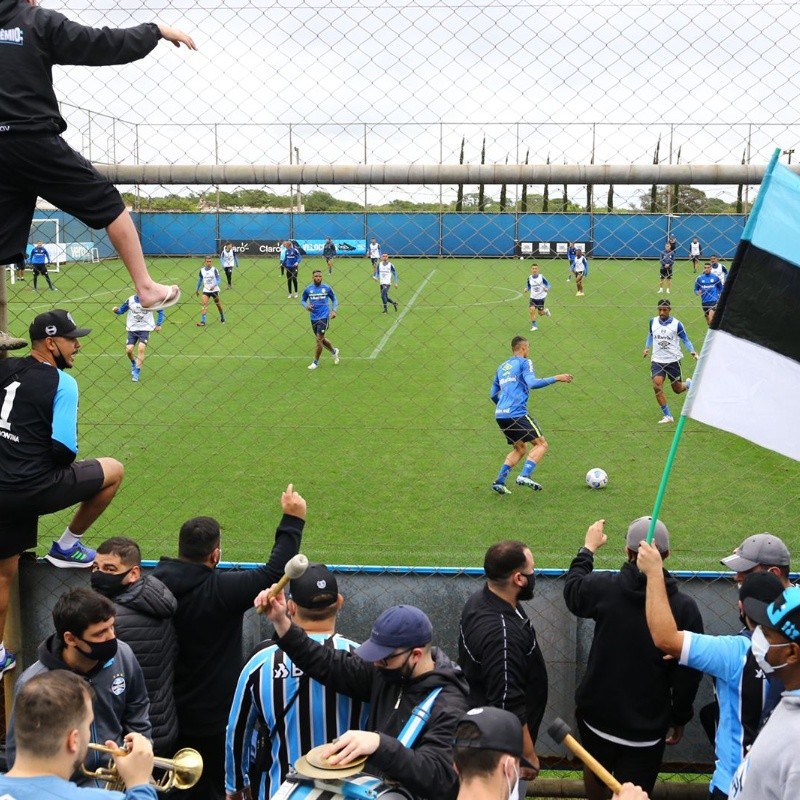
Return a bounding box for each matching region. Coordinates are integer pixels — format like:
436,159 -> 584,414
225,633 -> 369,800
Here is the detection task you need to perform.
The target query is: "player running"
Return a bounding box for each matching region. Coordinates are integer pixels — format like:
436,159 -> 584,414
301,270 -> 339,370
323,237 -> 337,274
195,256 -> 226,327
112,295 -> 164,382
367,237 -> 381,270
219,242 -> 238,288
490,335 -> 573,494
526,263 -> 551,331
689,237 -> 702,273
643,299 -> 697,424
572,247 -> 589,296
694,262 -> 724,326
373,253 -> 399,313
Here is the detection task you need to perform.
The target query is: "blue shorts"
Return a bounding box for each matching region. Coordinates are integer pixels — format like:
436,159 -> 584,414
651,361 -> 683,382
312,318 -> 329,336
126,330 -> 151,346
529,298 -> 545,309
496,415 -> 543,445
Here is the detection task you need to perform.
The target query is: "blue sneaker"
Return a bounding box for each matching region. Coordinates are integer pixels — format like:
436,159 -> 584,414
0,650 -> 16,676
132,368 -> 140,382
45,540 -> 96,569
492,482 -> 512,495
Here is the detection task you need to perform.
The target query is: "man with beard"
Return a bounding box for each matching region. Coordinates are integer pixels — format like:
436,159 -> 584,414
457,540 -> 546,787
0,670 -> 155,800
258,597 -> 470,800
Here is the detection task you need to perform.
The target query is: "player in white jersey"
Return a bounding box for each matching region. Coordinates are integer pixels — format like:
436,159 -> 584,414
642,299 -> 697,424
219,242 -> 238,288
707,255 -> 729,286
195,256 -> 226,327
112,295 -> 164,382
525,263 -> 551,331
373,253 -> 399,312
572,248 -> 589,296
367,237 -> 381,269
689,237 -> 702,273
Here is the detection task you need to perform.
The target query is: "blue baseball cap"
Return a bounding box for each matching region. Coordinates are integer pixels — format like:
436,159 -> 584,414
744,586 -> 800,643
354,605 -> 433,662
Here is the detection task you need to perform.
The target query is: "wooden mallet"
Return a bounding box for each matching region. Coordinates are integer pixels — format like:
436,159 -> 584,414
547,717 -> 623,794
256,553 -> 309,614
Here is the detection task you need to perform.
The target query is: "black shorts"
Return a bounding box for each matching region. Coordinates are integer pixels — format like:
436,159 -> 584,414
0,459 -> 104,559
312,318 -> 329,336
496,415 -> 543,445
659,265 -> 673,279
650,361 -> 683,382
202,291 -> 220,300
701,302 -> 717,314
32,264 -> 49,274
529,298 -> 545,309
0,135 -> 125,264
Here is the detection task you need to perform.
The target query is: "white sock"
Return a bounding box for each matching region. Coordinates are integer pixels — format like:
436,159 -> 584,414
0,643 -> 6,660
57,528 -> 80,549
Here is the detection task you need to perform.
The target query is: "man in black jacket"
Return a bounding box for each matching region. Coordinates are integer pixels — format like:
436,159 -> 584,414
258,596 -> 470,800
0,0 -> 194,316
153,483 -> 305,800
457,540 -> 547,783
563,517 -> 703,799
91,535 -> 178,754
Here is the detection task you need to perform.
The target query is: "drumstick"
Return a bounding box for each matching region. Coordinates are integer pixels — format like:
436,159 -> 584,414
256,554 -> 309,615
547,717 -> 623,794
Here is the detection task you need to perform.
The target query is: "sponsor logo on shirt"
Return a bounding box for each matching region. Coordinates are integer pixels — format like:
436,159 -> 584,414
0,27 -> 24,45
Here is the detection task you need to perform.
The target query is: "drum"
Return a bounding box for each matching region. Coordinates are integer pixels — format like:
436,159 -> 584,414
273,771 -> 413,800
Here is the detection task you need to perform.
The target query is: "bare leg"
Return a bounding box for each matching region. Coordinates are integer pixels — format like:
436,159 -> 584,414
503,441 -> 529,469
137,342 -> 146,369
106,211 -> 178,309
125,344 -> 135,364
67,457 -> 124,535
653,376 -> 667,407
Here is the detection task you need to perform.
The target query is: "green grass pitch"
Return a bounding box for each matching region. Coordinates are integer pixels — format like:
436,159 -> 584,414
5,255 -> 798,571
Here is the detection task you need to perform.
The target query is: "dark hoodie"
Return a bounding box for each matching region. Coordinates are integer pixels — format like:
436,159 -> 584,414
0,0 -> 161,136
106,574 -> 178,753
277,622 -> 470,800
564,550 -> 704,741
6,633 -> 151,777
152,512 -> 303,734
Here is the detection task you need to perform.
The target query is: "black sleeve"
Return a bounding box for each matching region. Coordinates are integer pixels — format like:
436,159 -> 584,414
563,548 -> 598,618
51,439 -> 76,466
215,514 -> 303,613
44,11 -> 162,67
275,622 -> 373,702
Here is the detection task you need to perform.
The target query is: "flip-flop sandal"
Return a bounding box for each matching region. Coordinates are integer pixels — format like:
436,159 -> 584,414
141,285 -> 181,312
0,331 -> 27,351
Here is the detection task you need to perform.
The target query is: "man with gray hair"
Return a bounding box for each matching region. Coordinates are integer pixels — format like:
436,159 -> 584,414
721,533 -> 792,588
563,517 -> 704,799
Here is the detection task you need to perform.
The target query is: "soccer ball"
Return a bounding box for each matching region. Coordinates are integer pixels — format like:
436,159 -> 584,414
586,468 -> 608,489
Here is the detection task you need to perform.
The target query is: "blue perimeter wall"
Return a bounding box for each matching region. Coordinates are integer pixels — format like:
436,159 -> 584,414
35,211 -> 746,259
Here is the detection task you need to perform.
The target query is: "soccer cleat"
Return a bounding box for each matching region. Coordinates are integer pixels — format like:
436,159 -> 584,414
220,318 -> 226,324
492,482 -> 512,495
308,362 -> 318,370
566,277 -> 571,282
515,476 -> 543,490
45,540 -> 96,569
0,650 -> 16,676
382,308 -> 388,313
132,368 -> 140,382
333,348 -> 340,365
685,378 -> 692,390
658,415 -> 675,424
576,291 -> 584,296
544,308 -> 551,317
393,302 -> 398,311
657,288 -> 664,293
530,324 -> 538,331
666,288 -> 670,294
0,331 -> 27,351
294,293 -> 299,298
50,286 -> 58,291
196,322 -> 205,327
288,294 -> 293,299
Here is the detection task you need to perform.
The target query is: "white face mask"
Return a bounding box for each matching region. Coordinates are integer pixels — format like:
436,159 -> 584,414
504,758 -> 520,800
751,625 -> 792,674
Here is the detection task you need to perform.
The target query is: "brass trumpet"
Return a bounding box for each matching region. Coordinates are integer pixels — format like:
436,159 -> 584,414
83,743 -> 203,792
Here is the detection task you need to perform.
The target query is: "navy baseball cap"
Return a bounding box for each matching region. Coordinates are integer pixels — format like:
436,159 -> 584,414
354,605 -> 433,662
453,707 -> 535,768
744,586 -> 800,643
29,310 -> 91,341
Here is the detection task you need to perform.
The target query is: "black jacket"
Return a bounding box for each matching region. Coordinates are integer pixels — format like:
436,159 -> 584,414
564,550 -> 704,741
112,575 -> 178,752
277,622 -> 470,800
458,584 -> 548,741
152,513 -> 303,734
0,0 -> 161,136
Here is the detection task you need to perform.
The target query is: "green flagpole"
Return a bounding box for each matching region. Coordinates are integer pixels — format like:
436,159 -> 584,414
646,414 -> 688,544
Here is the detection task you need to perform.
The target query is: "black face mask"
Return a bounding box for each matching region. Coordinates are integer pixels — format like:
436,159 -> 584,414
379,651 -> 414,686
90,569 -> 133,599
77,636 -> 118,664
518,571 -> 536,601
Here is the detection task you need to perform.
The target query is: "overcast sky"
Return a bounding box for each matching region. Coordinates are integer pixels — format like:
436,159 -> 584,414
54,0 -> 800,203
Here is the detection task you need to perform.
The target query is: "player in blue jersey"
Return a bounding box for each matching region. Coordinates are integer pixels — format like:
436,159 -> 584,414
694,262 -> 724,326
658,243 -> 675,294
301,270 -> 339,370
284,241 -> 302,298
490,336 -> 573,494
526,263 -> 551,331
566,243 -> 577,281
643,300 -> 697,424
638,543 -> 784,799
29,241 -> 56,291
195,256 -> 226,327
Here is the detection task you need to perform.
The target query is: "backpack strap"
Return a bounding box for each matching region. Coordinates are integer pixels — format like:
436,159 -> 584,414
396,687 -> 443,747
